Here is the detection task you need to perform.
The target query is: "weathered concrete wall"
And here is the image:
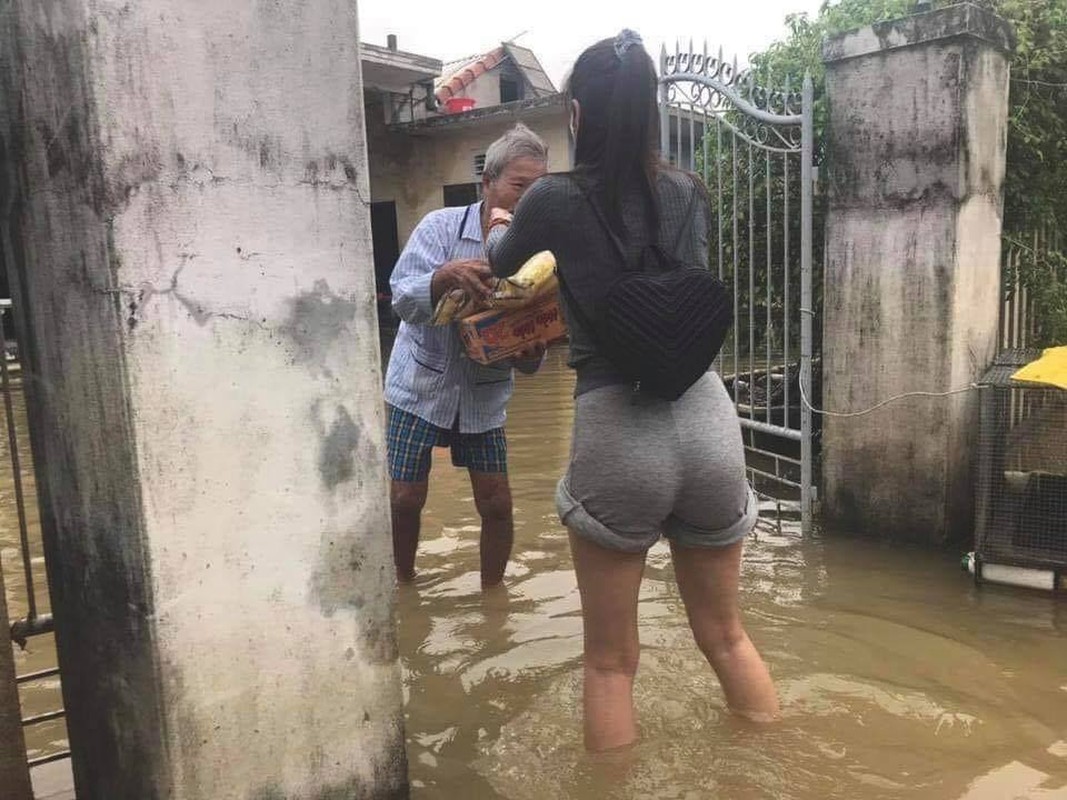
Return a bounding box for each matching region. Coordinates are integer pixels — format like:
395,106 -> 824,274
366,101 -> 570,245
0,2 -> 406,798
821,4 -> 1013,543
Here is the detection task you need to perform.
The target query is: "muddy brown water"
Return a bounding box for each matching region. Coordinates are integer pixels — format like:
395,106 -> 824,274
4,348 -> 1066,798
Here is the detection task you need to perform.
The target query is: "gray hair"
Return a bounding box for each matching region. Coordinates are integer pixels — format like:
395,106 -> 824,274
482,123 -> 548,181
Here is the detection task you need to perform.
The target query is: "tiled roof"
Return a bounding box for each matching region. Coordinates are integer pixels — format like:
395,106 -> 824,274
435,47 -> 506,103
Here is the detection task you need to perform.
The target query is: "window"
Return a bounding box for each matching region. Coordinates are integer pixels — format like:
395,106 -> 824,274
473,153 -> 486,178
500,76 -> 523,104
443,183 -> 479,207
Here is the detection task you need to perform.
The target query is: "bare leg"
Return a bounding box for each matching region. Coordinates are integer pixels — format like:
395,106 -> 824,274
669,540 -> 778,720
390,480 -> 428,583
568,530 -> 647,751
470,471 -> 513,587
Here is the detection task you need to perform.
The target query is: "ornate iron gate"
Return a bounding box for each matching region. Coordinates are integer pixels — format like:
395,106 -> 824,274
659,44 -> 815,532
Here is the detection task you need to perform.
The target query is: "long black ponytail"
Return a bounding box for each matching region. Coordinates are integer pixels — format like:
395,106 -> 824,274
566,30 -> 661,237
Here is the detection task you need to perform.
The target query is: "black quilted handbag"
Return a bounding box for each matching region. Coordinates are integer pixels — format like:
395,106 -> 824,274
558,184 -> 732,401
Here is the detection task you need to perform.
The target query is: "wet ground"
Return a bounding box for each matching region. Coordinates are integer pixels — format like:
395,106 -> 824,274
4,348 -> 1066,798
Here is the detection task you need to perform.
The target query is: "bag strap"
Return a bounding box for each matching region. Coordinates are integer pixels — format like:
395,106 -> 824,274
576,182 -> 634,270
571,174 -> 700,271
555,175 -> 701,339
552,200 -> 638,392
644,181 -> 700,271
556,259 -> 597,340
448,204 -> 473,260
554,178 -> 618,340
458,203 -> 472,243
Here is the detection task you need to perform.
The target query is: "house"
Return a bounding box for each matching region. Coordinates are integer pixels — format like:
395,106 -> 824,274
361,38 -> 572,297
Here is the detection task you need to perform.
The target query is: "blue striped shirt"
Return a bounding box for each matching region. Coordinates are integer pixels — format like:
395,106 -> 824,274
383,202 -> 516,433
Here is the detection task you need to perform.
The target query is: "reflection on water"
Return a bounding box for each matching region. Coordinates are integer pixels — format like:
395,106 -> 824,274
4,347 -> 1067,797
0,377 -> 68,763
395,348 -> 1067,800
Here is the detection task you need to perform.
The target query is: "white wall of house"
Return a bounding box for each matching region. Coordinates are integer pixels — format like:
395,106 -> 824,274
456,63 -> 514,109
368,105 -> 571,247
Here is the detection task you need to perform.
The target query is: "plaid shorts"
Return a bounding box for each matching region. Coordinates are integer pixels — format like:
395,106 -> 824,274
386,405 -> 507,482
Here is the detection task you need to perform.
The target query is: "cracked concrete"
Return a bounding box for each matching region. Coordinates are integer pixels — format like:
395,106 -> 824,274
0,1 -> 406,797
103,258 -> 273,331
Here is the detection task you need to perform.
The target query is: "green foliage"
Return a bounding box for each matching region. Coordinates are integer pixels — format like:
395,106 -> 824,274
747,0 -> 912,162
694,133 -> 808,365
737,0 -> 1067,346
1003,231 -> 1067,346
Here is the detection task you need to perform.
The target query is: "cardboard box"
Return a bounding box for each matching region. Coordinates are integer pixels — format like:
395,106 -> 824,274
459,293 -> 568,364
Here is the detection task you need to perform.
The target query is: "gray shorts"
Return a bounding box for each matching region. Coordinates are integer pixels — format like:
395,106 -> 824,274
556,373 -> 757,553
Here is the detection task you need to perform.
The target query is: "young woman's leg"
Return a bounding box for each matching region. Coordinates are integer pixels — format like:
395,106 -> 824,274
669,540 -> 778,720
568,530 -> 648,751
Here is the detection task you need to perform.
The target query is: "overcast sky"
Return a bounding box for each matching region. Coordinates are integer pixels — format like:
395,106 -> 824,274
359,0 -> 826,89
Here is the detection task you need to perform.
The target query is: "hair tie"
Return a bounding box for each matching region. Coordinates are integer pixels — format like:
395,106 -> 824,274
613,29 -> 643,60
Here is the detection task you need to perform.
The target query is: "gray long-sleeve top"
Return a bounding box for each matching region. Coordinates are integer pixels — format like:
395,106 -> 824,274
486,169 -> 710,396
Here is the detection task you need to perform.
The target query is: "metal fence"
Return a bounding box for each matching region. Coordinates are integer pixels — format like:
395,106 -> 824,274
1000,226 -> 1063,352
976,348 -> 1067,578
0,297 -> 70,781
658,44 -> 815,532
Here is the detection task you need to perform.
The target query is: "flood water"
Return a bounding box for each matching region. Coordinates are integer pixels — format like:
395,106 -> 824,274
4,347 -> 1067,798
0,370 -> 67,766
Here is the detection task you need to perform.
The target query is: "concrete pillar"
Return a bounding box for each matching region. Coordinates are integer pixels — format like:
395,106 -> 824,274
0,2 -> 406,799
1,566 -> 33,800
821,4 -> 1014,544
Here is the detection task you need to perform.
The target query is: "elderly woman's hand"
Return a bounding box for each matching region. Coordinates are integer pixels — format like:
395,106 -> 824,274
488,207 -> 513,231
510,341 -> 547,374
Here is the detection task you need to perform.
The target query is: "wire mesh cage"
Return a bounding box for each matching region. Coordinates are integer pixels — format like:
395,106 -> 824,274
975,349 -> 1067,578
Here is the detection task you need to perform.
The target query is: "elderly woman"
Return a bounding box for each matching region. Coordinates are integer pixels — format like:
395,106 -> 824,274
385,123 -> 548,587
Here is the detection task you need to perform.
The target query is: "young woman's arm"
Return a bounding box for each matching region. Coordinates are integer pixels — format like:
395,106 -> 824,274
486,178 -> 561,277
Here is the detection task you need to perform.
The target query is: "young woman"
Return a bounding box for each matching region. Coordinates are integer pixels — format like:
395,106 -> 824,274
486,30 -> 779,751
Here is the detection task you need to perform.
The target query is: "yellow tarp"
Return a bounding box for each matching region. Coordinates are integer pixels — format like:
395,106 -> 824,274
1011,345 -> 1067,391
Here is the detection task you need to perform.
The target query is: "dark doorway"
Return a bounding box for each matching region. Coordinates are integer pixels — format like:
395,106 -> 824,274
370,201 -> 400,296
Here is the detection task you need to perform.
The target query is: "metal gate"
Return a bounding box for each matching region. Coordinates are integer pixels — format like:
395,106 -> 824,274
659,43 -> 815,532
1,297 -> 69,797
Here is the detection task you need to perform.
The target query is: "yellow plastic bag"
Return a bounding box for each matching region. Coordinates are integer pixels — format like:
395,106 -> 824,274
1011,345 -> 1067,391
